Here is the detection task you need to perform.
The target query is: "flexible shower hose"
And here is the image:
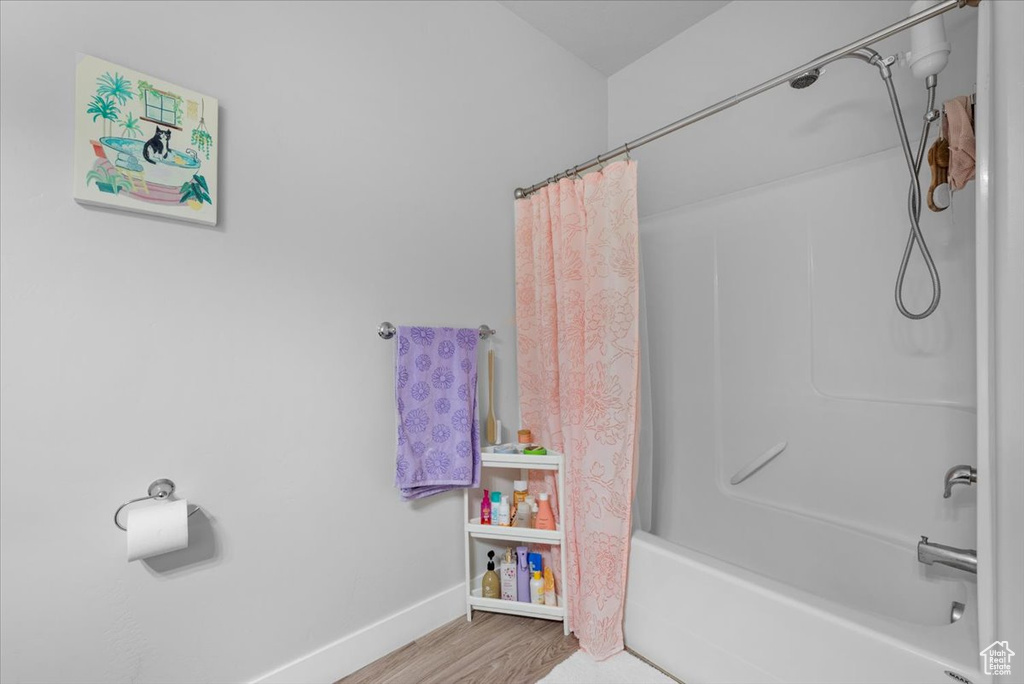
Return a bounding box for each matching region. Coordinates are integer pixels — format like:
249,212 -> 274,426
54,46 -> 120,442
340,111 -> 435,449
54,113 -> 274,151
881,75 -> 942,319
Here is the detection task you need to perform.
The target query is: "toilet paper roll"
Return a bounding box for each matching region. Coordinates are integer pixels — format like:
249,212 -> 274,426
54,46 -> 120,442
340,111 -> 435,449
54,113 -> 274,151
126,499 -> 189,562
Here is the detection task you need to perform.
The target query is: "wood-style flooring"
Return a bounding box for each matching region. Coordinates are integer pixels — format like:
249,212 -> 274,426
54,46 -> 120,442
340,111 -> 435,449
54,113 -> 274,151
338,612 -> 578,684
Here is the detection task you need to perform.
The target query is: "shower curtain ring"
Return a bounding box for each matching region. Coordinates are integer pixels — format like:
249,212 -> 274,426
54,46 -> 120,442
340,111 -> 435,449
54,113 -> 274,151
572,165 -> 582,180
623,142 -> 631,161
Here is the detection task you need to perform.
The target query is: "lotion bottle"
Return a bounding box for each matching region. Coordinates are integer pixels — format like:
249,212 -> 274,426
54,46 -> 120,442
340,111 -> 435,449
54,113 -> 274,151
534,492 -> 556,530
498,495 -> 511,526
530,571 -> 545,604
500,547 -> 517,601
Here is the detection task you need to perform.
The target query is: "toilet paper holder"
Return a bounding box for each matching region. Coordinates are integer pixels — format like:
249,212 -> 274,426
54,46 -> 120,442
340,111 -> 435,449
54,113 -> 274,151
114,478 -> 200,531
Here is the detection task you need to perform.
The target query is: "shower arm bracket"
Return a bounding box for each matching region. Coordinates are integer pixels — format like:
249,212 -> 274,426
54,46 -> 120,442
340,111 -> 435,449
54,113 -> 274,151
877,54 -> 897,79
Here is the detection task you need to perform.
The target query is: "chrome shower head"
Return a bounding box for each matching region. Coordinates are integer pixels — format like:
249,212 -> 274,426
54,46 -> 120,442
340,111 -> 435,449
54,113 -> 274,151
789,69 -> 821,89
789,49 -> 888,91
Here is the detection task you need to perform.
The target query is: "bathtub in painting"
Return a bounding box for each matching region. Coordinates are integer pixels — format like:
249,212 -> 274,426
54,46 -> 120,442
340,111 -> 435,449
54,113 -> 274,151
624,529 -> 983,684
99,136 -> 200,188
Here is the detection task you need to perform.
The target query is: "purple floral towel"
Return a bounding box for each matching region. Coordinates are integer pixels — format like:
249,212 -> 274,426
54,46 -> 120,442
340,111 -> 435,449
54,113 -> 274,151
395,326 -> 479,500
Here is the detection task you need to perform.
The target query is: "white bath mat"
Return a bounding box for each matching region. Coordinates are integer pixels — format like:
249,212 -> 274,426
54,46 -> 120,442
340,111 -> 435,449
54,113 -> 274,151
539,650 -> 676,683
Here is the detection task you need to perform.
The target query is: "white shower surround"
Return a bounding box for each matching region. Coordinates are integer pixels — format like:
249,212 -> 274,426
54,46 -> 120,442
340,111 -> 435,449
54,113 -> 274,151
612,1 -> 1021,682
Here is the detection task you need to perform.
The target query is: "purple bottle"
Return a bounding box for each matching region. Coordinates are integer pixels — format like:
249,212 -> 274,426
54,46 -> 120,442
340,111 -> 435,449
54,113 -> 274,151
516,546 -> 531,603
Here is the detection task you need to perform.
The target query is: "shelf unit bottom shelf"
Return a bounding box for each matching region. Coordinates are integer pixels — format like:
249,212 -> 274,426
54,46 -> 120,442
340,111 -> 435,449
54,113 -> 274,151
468,588 -> 565,621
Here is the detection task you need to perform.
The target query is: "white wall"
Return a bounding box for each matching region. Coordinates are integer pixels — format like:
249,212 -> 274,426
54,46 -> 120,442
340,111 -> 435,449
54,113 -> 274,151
0,2 -> 606,682
611,0 -> 980,600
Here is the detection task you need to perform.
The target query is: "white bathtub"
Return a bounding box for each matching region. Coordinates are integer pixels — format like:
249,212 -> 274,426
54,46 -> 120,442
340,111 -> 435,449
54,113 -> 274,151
624,531 -> 985,684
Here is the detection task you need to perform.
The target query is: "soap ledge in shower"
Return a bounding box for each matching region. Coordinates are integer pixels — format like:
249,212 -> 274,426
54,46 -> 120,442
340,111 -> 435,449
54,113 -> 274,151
730,442 -> 788,485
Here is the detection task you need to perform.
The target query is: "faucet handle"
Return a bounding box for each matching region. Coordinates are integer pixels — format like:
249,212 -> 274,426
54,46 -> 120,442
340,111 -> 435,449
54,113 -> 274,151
943,465 -> 977,498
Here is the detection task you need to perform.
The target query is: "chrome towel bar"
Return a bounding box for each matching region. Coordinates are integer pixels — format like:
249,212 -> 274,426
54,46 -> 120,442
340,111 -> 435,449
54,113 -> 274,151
378,322 -> 495,340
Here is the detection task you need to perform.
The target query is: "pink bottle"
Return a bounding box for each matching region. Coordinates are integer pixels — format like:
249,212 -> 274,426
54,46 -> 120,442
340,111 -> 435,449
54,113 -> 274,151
534,492 -> 556,530
481,489 -> 492,525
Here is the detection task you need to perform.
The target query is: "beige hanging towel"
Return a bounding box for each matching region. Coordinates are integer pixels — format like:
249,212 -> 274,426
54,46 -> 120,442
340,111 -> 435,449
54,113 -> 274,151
943,96 -> 976,191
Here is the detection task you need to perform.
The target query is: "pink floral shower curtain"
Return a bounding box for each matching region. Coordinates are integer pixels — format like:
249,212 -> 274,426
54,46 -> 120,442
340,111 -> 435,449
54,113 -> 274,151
515,160 -> 640,659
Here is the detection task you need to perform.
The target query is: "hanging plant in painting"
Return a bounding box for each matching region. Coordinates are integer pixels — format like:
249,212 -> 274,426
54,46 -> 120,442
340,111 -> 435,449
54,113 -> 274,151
190,98 -> 214,160
191,129 -> 212,158
190,128 -> 213,159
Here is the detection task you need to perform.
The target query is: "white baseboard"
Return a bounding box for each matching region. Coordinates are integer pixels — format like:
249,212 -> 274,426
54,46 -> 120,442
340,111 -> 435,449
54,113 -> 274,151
251,582 -> 465,684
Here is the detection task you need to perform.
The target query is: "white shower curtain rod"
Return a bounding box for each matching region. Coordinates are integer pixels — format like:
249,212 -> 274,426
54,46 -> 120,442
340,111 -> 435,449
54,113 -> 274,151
513,0 -> 979,199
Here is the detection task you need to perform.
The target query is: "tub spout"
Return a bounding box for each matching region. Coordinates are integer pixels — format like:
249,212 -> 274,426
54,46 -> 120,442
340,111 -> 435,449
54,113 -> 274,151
918,536 -> 977,574
943,465 -> 977,498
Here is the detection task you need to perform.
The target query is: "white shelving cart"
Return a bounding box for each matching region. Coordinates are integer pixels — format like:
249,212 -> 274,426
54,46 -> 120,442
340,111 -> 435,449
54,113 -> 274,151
463,450 -> 569,635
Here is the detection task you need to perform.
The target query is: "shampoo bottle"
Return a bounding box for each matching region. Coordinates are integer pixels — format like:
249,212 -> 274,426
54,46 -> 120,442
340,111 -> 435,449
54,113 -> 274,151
530,571 -> 545,604
500,547 -> 517,601
482,551 -> 500,599
534,492 -> 556,530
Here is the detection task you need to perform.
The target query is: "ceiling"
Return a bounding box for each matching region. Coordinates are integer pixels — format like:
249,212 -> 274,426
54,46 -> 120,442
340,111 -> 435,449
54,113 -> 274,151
498,0 -> 730,76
